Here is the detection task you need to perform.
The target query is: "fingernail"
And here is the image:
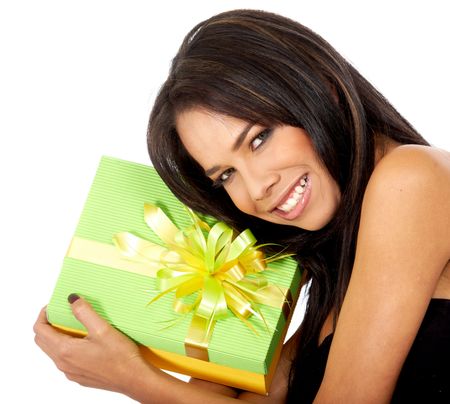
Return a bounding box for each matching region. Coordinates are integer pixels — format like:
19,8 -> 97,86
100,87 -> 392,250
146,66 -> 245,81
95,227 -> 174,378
68,293 -> 80,304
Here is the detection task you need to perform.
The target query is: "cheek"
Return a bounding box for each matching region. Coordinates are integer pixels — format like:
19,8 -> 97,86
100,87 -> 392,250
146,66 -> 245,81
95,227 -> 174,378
324,180 -> 342,219
226,184 -> 254,214
274,138 -> 314,166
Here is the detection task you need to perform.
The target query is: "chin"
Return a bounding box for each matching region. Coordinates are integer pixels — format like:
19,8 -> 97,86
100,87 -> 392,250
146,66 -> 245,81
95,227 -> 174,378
294,211 -> 337,231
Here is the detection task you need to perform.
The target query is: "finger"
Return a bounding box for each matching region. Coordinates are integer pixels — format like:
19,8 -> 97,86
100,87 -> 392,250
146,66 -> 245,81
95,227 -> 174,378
33,306 -> 49,332
34,323 -> 74,363
34,333 -> 59,361
68,294 -> 110,336
34,325 -> 76,367
33,306 -> 72,343
64,371 -> 106,390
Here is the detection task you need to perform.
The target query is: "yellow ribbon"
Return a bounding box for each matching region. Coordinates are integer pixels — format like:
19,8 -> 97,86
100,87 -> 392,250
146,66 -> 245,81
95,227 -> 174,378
113,204 -> 290,361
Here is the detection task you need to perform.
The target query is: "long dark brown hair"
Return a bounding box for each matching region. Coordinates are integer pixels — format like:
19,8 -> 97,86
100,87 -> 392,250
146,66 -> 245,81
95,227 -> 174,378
147,9 -> 428,402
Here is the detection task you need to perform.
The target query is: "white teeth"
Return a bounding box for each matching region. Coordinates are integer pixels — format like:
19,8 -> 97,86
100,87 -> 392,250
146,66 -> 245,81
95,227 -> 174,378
276,175 -> 308,213
278,190 -> 302,212
286,197 -> 297,207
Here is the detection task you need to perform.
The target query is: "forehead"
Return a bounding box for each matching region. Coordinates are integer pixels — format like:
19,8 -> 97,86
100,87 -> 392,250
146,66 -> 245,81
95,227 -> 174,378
176,109 -> 248,166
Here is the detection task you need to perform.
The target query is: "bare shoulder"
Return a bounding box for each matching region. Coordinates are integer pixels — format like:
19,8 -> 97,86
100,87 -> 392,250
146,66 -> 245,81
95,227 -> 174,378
315,144 -> 450,402
370,144 -> 450,190
360,143 -> 450,263
366,144 -> 450,213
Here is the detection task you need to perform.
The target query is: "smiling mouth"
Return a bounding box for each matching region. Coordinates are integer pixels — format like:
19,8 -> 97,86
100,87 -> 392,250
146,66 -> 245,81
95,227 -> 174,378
275,174 -> 309,213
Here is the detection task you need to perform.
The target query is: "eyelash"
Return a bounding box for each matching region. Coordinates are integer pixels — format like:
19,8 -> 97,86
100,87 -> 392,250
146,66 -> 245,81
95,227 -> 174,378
250,128 -> 273,151
212,168 -> 235,188
212,127 -> 274,188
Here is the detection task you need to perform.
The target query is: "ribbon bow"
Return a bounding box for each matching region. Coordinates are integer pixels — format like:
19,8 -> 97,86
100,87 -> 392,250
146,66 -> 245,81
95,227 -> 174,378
113,203 -> 288,360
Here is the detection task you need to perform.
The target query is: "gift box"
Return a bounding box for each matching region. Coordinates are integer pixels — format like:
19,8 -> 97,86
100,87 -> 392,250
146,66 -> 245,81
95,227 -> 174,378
47,156 -> 301,395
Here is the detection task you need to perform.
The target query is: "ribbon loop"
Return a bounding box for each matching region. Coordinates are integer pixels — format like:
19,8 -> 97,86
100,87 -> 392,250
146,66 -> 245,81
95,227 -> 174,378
114,203 -> 290,361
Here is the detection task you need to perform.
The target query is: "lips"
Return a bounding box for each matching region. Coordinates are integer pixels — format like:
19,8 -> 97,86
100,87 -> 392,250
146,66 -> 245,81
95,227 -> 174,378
270,174 -> 311,220
276,174 -> 308,213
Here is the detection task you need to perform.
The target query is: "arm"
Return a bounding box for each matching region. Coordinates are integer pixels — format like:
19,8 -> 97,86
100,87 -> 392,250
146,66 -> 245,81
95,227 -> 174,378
34,295 -> 298,403
315,146 -> 450,403
34,299 -> 242,403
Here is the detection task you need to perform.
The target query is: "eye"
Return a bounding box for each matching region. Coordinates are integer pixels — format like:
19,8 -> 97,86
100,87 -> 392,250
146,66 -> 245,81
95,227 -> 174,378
212,168 -> 235,188
250,128 -> 273,151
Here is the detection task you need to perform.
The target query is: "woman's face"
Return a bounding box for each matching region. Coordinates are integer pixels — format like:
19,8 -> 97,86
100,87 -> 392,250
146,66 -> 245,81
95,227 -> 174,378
176,109 -> 341,231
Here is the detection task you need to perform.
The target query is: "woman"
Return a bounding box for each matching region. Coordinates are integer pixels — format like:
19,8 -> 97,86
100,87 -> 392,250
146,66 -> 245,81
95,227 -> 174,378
34,9 -> 450,403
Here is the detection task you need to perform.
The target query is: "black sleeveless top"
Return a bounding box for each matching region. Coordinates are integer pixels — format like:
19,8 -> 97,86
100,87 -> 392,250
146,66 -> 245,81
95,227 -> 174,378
291,299 -> 450,403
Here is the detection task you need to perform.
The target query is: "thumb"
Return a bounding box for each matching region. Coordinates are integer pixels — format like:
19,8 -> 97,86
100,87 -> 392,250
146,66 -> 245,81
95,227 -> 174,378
68,293 -> 109,335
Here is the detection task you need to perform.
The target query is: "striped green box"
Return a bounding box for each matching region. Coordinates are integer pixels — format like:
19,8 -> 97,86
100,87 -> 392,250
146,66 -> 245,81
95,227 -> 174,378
47,156 -> 301,393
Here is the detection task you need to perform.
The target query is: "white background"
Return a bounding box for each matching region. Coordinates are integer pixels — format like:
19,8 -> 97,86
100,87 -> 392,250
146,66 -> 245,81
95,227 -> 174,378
1,1 -> 449,403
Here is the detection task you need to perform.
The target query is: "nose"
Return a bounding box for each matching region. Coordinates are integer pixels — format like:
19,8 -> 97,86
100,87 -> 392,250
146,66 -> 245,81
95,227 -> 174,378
243,168 -> 279,202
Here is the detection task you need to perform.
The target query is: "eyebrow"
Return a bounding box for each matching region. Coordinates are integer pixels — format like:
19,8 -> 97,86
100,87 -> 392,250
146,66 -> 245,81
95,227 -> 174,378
204,123 -> 254,177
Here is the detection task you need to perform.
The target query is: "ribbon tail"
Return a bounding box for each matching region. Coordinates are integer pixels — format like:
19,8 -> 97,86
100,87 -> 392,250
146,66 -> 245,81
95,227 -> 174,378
173,293 -> 202,314
147,284 -> 181,306
233,280 -> 288,309
144,203 -> 181,244
148,273 -> 196,304
225,283 -> 270,335
228,305 -> 259,336
184,314 -> 216,361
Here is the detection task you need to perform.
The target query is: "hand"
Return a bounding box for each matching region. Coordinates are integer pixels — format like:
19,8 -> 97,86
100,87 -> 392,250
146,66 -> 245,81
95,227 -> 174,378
33,295 -> 151,396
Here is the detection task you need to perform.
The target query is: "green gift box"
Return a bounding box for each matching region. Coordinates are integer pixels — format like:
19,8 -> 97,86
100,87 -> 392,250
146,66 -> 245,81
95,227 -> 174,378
47,156 -> 301,394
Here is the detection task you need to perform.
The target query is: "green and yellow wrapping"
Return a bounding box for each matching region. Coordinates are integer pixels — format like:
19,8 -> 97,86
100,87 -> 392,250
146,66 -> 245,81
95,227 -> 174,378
47,156 -> 301,394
